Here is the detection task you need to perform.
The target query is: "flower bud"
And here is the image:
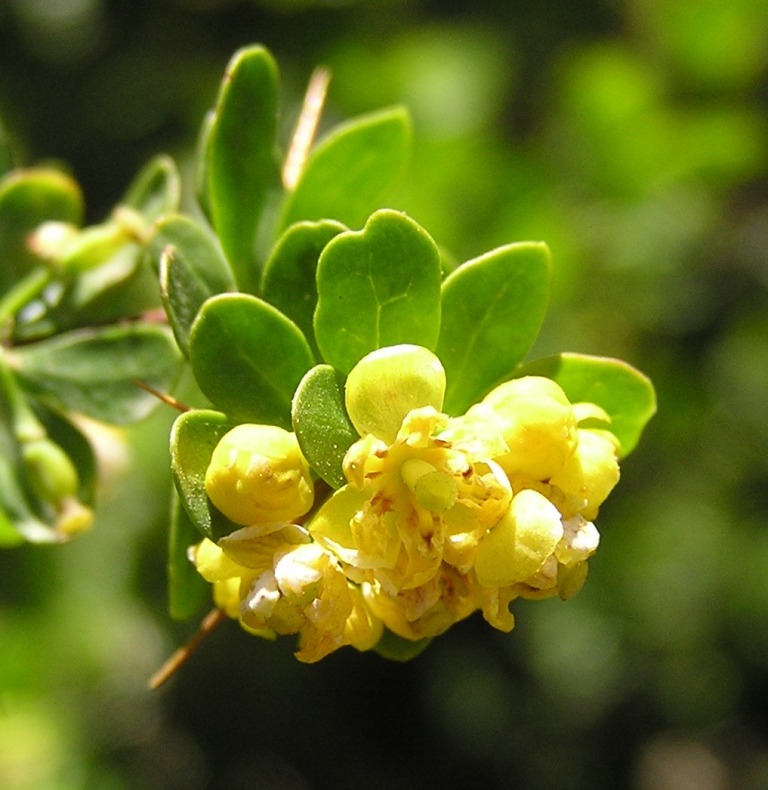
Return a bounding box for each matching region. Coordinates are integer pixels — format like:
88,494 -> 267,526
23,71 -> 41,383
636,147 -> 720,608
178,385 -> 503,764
345,344 -> 446,443
550,428 -> 620,518
205,424 -> 314,525
21,437 -> 80,504
477,376 -> 577,481
475,488 -> 564,588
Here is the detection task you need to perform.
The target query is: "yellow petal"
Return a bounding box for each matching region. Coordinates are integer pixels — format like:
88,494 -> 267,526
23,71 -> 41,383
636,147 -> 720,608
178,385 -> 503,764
475,489 -> 564,587
308,485 -> 367,565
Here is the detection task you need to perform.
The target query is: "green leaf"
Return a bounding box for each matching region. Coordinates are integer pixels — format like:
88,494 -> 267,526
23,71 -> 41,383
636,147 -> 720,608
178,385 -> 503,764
292,364 -> 358,489
168,489 -> 210,619
0,168 -> 83,291
514,352 -> 657,458
10,324 -> 183,423
201,45 -> 280,293
121,154 -> 181,222
14,243 -> 162,342
374,629 -> 432,661
261,219 -> 346,359
279,106 -> 412,232
189,293 -> 314,427
151,214 -> 235,357
314,209 -> 441,374
170,408 -> 239,541
437,242 -> 551,416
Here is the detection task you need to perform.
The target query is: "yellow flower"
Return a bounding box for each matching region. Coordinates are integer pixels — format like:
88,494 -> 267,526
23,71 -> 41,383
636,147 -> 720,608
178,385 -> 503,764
204,424 -> 314,528
310,406 -> 512,595
362,564 -> 477,641
189,525 -> 381,662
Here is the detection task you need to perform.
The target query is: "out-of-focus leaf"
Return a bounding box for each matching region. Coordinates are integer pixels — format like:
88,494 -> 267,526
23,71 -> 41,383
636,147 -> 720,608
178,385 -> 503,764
170,408 -> 239,542
168,489 -> 210,619
292,364 -> 358,489
514,352 -> 657,457
279,107 -> 412,231
10,324 -> 182,424
151,214 -> 235,357
314,209 -> 441,374
201,45 -> 280,293
0,168 -> 83,290
189,293 -> 314,427
437,242 -> 551,416
261,220 -> 345,359
121,154 -> 181,222
14,242 -> 161,342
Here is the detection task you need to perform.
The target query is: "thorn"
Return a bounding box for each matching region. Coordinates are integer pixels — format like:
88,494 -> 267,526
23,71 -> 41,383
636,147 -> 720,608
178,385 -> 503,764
282,66 -> 332,191
132,380 -> 189,412
148,608 -> 227,690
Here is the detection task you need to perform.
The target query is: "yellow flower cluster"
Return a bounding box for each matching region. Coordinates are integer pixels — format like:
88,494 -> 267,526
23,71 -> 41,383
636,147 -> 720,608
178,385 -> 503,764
191,345 -> 621,661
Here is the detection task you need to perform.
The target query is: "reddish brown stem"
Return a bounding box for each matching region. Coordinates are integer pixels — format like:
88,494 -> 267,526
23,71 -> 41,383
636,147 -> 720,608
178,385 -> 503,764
148,608 -> 227,690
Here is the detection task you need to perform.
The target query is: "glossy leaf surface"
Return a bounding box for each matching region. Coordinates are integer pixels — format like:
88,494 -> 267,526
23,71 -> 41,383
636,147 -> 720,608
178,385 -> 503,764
152,214 -> 235,357
170,408 -> 238,542
314,209 -> 441,374
189,293 -> 314,427
437,242 -> 551,415
201,45 -> 279,293
291,364 -> 358,489
261,219 -> 345,359
168,489 -> 210,620
279,107 -> 412,231
11,324 -> 182,423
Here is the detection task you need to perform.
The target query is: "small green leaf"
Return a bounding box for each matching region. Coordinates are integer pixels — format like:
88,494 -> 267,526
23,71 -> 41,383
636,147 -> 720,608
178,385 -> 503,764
292,364 -> 358,489
314,209 -> 441,374
514,352 -> 657,457
374,628 -> 432,662
121,154 -> 181,222
0,168 -> 83,291
168,489 -> 210,619
10,324 -> 183,423
170,408 -> 239,541
189,293 -> 314,427
437,242 -> 551,416
279,106 -> 412,231
202,45 -> 280,293
261,220 -> 346,359
151,214 -> 235,357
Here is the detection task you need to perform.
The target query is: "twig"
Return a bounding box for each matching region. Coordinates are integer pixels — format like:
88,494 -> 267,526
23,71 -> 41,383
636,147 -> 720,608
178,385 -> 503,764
132,379 -> 189,412
282,66 -> 331,191
148,607 -> 227,690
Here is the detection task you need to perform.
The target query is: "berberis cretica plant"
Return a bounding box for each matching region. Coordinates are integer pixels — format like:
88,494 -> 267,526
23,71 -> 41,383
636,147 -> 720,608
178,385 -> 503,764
0,45 -> 655,679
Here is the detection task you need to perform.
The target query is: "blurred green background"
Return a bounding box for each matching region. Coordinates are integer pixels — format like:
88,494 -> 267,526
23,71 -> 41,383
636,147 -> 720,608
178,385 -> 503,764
2,0 -> 768,788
